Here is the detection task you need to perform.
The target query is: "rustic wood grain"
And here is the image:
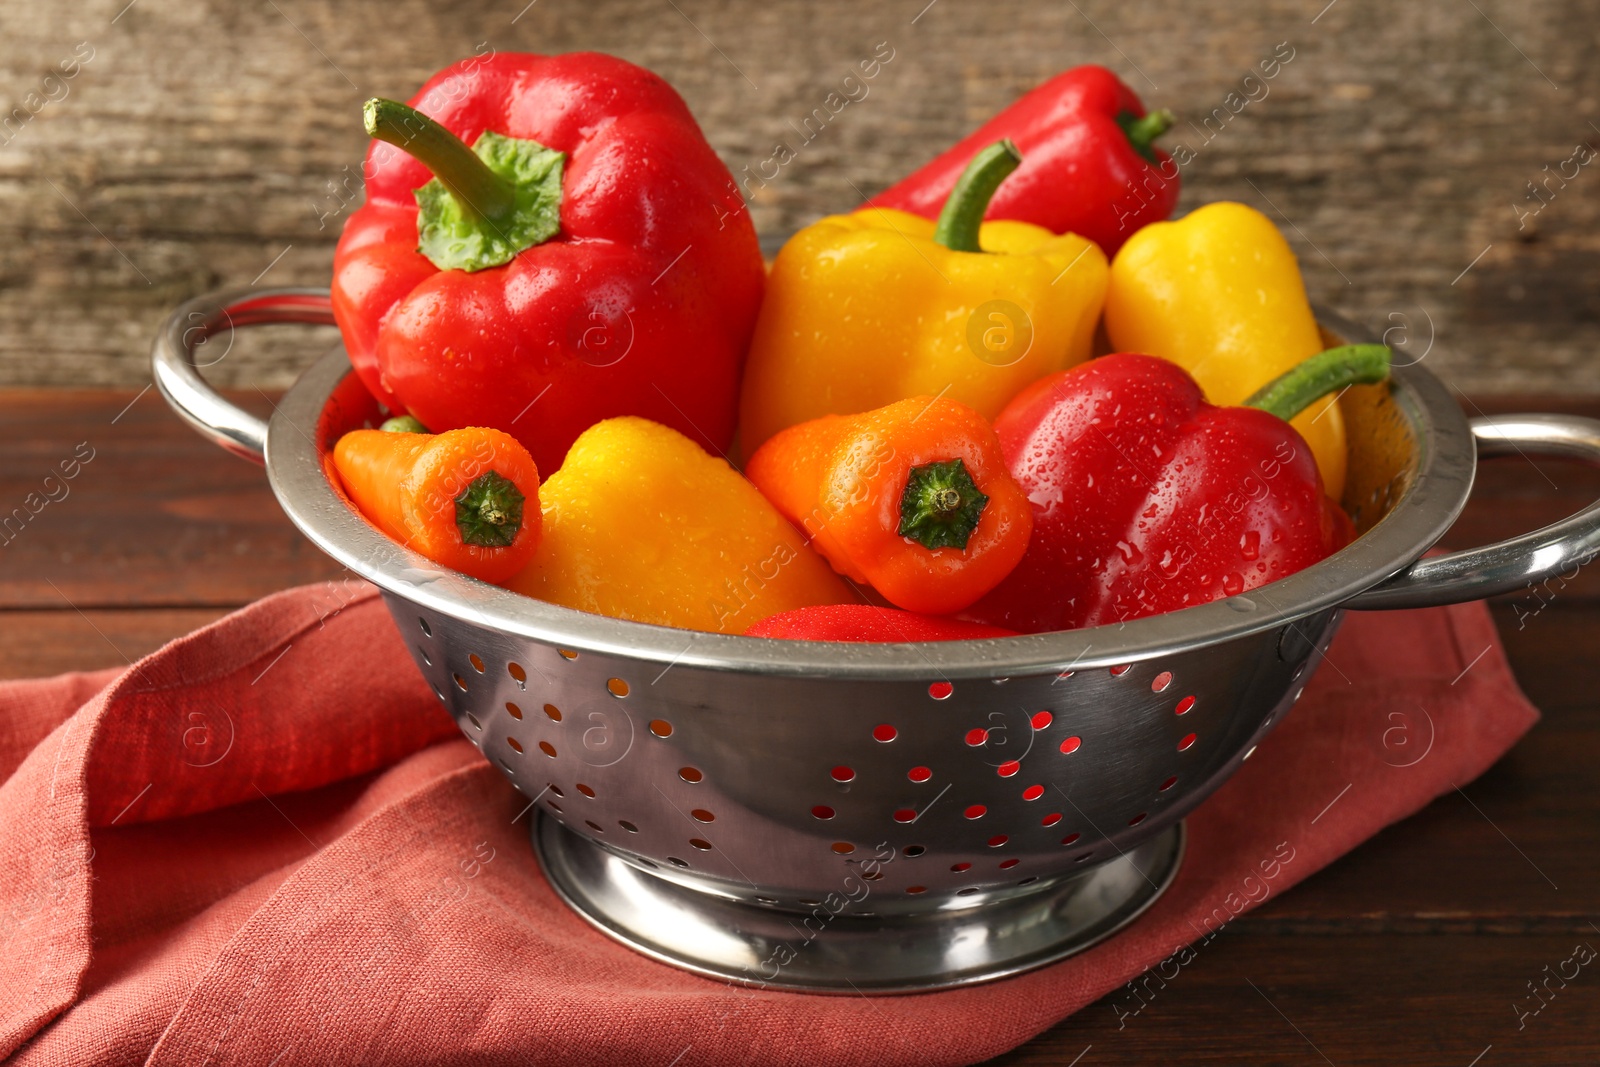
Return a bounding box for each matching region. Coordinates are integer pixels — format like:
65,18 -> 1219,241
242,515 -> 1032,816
0,606 -> 233,676
2,387 -> 1598,1063
0,388 -> 343,607
0,0 -> 1596,395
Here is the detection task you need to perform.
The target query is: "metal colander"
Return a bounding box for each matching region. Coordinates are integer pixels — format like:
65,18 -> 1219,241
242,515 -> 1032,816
153,287 -> 1600,992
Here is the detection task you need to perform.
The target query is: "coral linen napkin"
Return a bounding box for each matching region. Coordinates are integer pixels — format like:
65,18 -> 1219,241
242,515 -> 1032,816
0,583 -> 1537,1066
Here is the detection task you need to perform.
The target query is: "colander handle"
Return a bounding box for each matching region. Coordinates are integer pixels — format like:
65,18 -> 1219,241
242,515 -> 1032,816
1346,413 -> 1600,610
150,286 -> 337,465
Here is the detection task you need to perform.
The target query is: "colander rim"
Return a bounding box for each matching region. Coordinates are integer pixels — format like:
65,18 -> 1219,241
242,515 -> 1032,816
264,307 -> 1474,680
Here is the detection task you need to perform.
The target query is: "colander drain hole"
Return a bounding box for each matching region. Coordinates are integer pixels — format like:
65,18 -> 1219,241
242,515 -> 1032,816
468,653 -> 485,673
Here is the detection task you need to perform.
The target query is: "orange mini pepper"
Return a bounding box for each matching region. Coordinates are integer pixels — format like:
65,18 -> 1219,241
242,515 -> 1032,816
332,426 -> 541,585
746,396 -> 1032,615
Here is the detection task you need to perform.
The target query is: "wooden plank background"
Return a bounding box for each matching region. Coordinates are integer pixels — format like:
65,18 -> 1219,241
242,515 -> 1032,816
0,0 -> 1596,394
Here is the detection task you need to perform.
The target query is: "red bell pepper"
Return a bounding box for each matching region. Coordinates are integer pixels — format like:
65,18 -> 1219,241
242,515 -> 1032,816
331,53 -> 765,475
870,66 -> 1178,255
963,347 -> 1389,634
746,604 -> 1016,642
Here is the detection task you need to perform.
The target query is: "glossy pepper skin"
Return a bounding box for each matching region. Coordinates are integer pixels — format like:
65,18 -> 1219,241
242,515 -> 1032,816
745,395 -> 1032,616
332,426 -> 541,585
738,145 -> 1107,455
871,66 -> 1178,255
331,52 -> 765,476
508,417 -> 856,634
1104,202 -> 1349,500
746,604 -> 1017,642
963,352 -> 1380,634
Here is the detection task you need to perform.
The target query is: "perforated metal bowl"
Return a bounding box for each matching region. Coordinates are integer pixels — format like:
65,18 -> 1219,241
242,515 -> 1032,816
154,287 -> 1600,992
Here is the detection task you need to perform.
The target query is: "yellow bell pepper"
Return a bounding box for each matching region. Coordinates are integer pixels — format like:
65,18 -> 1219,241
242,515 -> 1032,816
508,417 -> 857,633
1104,201 -> 1349,500
738,141 -> 1108,455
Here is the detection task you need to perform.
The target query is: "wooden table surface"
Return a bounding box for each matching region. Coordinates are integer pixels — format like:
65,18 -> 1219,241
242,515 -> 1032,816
2,383 -> 1597,1064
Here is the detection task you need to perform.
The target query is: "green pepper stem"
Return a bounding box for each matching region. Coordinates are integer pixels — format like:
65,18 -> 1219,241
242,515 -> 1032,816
931,139 -> 1023,253
364,98 -> 516,227
898,459 -> 990,551
1244,344 -> 1393,423
454,470 -> 525,548
379,414 -> 429,433
1118,108 -> 1175,161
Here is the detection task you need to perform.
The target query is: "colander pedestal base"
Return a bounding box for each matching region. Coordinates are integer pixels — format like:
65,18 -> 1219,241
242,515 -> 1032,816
533,814 -> 1185,993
